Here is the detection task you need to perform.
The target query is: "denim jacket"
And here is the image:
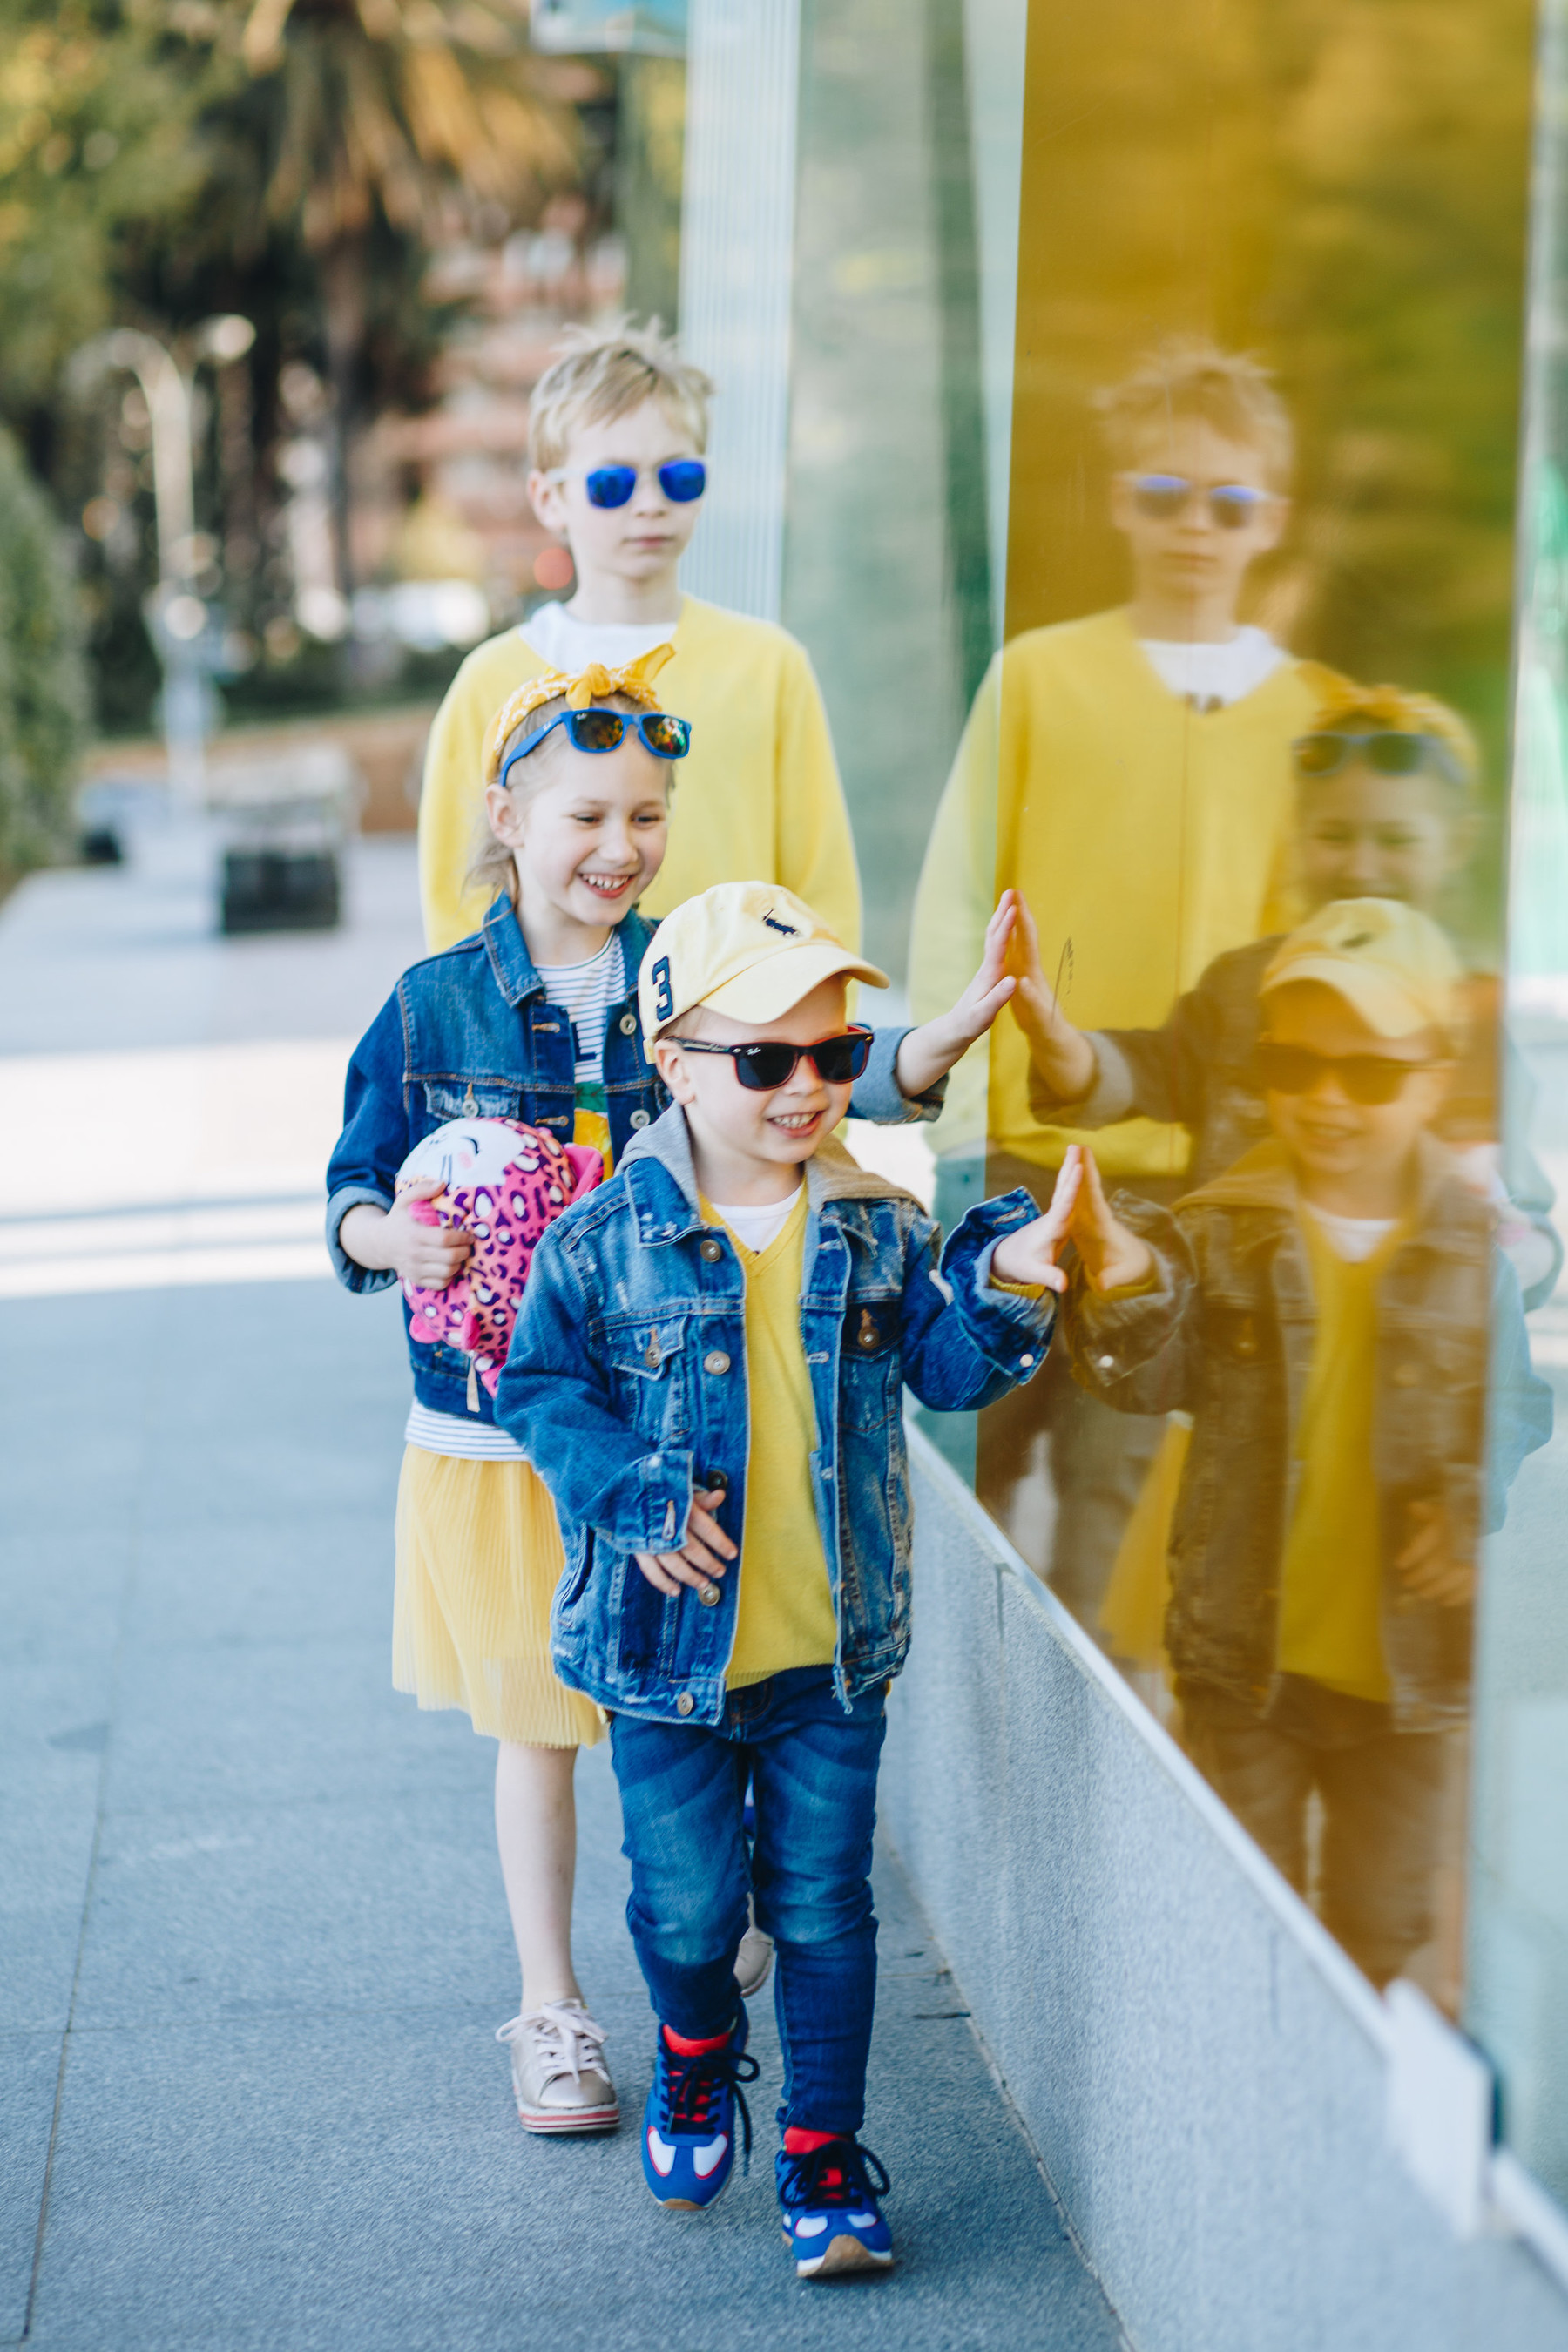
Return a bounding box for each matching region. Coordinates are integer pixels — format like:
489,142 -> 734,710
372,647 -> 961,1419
1037,933 -> 1564,1308
324,894 -> 944,1423
1061,1137 -> 1553,1729
497,1105 -> 1054,1721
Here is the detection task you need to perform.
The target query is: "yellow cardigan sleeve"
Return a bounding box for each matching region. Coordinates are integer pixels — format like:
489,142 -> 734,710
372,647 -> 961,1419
906,657 -> 1002,1154
773,639 -> 862,953
419,660 -> 497,951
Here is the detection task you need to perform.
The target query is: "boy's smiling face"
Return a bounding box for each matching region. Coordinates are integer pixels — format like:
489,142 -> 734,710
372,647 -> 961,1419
1261,980 -> 1449,1206
655,978 -> 855,1200
1297,764 -> 1472,914
1111,416 -> 1284,629
529,396 -> 704,591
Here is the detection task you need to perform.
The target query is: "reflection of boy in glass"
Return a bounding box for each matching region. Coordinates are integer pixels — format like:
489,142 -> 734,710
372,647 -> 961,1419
909,341 -> 1322,1610
1019,684 -> 1562,1306
1058,903 -> 1552,1988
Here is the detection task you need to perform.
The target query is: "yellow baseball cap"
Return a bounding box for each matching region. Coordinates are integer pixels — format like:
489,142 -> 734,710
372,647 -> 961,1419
1260,897 -> 1463,1039
639,882 -> 889,1035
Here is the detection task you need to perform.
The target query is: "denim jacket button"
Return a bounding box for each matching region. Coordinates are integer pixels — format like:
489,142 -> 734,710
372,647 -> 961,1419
619,1013 -> 638,1035
630,1109 -> 651,1129
704,1349 -> 731,1375
700,1237 -> 724,1263
698,1582 -> 721,1607
675,1692 -> 695,1716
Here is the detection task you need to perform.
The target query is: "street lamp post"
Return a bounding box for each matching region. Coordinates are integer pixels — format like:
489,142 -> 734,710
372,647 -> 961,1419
73,315 -> 255,805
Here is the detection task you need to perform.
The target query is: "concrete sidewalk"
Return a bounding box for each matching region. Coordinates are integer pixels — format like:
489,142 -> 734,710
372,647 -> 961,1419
1,831 -> 1126,2350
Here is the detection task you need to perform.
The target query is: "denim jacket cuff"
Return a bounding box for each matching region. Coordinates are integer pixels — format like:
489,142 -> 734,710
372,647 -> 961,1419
972,1233 -> 1058,1327
326,1183 -> 399,1294
600,1448 -> 695,1553
849,1026 -> 949,1125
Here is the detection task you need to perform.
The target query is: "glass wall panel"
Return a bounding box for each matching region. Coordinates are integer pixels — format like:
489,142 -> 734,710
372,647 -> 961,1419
1468,0 -> 1568,2207
907,0 -> 1546,2027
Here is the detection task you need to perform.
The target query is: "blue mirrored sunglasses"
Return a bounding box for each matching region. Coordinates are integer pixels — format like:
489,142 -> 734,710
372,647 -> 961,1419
1129,473 -> 1271,529
583,459 -> 707,509
500,707 -> 692,787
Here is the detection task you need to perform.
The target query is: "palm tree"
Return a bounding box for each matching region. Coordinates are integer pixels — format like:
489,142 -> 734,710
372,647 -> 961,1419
200,0 -> 582,591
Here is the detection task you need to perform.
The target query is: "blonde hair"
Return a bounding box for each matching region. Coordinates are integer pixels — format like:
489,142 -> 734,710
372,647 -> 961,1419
527,319 -> 714,474
1303,680 -> 1479,794
1096,338 -> 1294,493
464,687 -> 669,902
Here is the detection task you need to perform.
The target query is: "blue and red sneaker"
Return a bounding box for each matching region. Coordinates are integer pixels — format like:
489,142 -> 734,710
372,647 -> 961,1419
641,2007 -> 759,2211
776,2131 -> 895,2277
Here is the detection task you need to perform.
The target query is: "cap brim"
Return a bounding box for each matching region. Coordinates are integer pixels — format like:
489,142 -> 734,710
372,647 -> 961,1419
1260,955 -> 1435,1038
699,943 -> 890,1023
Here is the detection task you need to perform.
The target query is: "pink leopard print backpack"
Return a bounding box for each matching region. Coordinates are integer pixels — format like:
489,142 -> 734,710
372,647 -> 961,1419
395,1118 -> 604,1400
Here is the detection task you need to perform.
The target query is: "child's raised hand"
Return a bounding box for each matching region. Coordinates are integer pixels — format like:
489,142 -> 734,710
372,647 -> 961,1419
386,1179 -> 474,1288
1396,1497 -> 1475,1608
989,1142 -> 1085,1294
635,1485 -> 739,1599
892,890 -> 1020,1099
1010,894 -> 1097,1104
1066,1148 -> 1156,1296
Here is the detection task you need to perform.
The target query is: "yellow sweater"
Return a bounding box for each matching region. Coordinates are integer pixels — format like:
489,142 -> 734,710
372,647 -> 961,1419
705,1188 -> 839,1689
417,593 -> 862,954
1276,1215 -> 1405,1704
909,609 -> 1321,1176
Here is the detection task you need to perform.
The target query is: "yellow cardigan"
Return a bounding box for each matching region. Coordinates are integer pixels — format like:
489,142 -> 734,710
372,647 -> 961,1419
910,607 -> 1321,1178
417,593 -> 862,953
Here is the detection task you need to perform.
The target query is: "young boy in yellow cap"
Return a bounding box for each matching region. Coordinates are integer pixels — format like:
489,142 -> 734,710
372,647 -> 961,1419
498,881 -> 1079,2276
1057,899 -> 1551,1987
417,321 -> 860,956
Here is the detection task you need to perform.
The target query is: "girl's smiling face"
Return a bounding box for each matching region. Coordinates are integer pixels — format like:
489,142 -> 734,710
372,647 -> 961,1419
484,731 -> 670,958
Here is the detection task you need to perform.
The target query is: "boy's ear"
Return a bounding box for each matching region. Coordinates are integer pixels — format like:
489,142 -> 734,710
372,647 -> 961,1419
652,1033 -> 698,1105
528,467 -> 568,536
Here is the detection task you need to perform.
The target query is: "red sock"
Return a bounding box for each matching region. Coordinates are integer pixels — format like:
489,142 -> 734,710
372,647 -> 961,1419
662,2024 -> 731,2055
783,2126 -> 841,2155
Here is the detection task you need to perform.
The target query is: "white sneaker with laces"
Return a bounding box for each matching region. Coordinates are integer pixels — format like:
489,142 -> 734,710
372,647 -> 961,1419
497,2000 -> 619,2133
734,1897 -> 774,1998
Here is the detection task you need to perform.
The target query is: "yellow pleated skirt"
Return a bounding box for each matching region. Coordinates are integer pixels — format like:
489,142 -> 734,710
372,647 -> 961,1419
393,1446 -> 605,1748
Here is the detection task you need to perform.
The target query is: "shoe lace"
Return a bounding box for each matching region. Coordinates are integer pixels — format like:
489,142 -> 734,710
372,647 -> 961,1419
780,2136 -> 891,2213
496,2001 -> 608,2089
659,2039 -> 760,2173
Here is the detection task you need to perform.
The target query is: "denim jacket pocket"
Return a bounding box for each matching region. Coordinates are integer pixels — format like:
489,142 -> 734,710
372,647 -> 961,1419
607,1315 -> 693,1445
419,1078 -> 523,1124
840,1297 -> 901,1433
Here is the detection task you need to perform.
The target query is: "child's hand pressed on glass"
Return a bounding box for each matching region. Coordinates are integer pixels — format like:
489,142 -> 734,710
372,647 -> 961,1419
340,1179 -> 474,1288
1396,1497 -> 1475,1608
1064,1147 -> 1156,1295
989,1141 -> 1085,1294
893,890 -> 1022,1099
1010,893 -> 1097,1103
634,1486 -> 738,1599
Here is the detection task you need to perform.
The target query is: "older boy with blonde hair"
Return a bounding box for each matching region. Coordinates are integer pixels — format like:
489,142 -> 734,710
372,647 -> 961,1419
909,339 -> 1325,1611
419,321 -> 859,954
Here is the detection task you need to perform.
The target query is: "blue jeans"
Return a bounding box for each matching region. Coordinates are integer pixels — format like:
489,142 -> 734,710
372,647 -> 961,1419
610,1666 -> 887,2137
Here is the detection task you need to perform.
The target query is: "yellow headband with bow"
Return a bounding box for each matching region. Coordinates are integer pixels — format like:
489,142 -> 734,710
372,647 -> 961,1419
483,643 -> 678,787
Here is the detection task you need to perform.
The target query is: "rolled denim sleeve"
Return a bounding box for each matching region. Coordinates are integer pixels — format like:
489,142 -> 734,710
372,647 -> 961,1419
848,1026 -> 947,1125
498,1219 -> 697,1553
324,990 -> 409,1296
896,1189 -> 1055,1412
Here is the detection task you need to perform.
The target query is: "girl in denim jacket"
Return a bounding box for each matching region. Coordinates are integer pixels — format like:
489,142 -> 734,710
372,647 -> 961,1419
326,648 -> 1024,2140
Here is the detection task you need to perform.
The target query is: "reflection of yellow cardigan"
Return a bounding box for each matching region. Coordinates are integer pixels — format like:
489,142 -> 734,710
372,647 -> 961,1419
417,593 -> 862,953
910,608 -> 1321,1178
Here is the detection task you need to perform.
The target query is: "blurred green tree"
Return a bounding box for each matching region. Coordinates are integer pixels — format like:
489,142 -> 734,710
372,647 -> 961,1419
0,427 -> 90,869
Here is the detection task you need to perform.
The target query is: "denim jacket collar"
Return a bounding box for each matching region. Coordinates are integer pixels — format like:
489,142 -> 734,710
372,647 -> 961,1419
480,891 -> 653,1011
616,1102 -> 914,1246
1179,1132 -> 1487,1266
